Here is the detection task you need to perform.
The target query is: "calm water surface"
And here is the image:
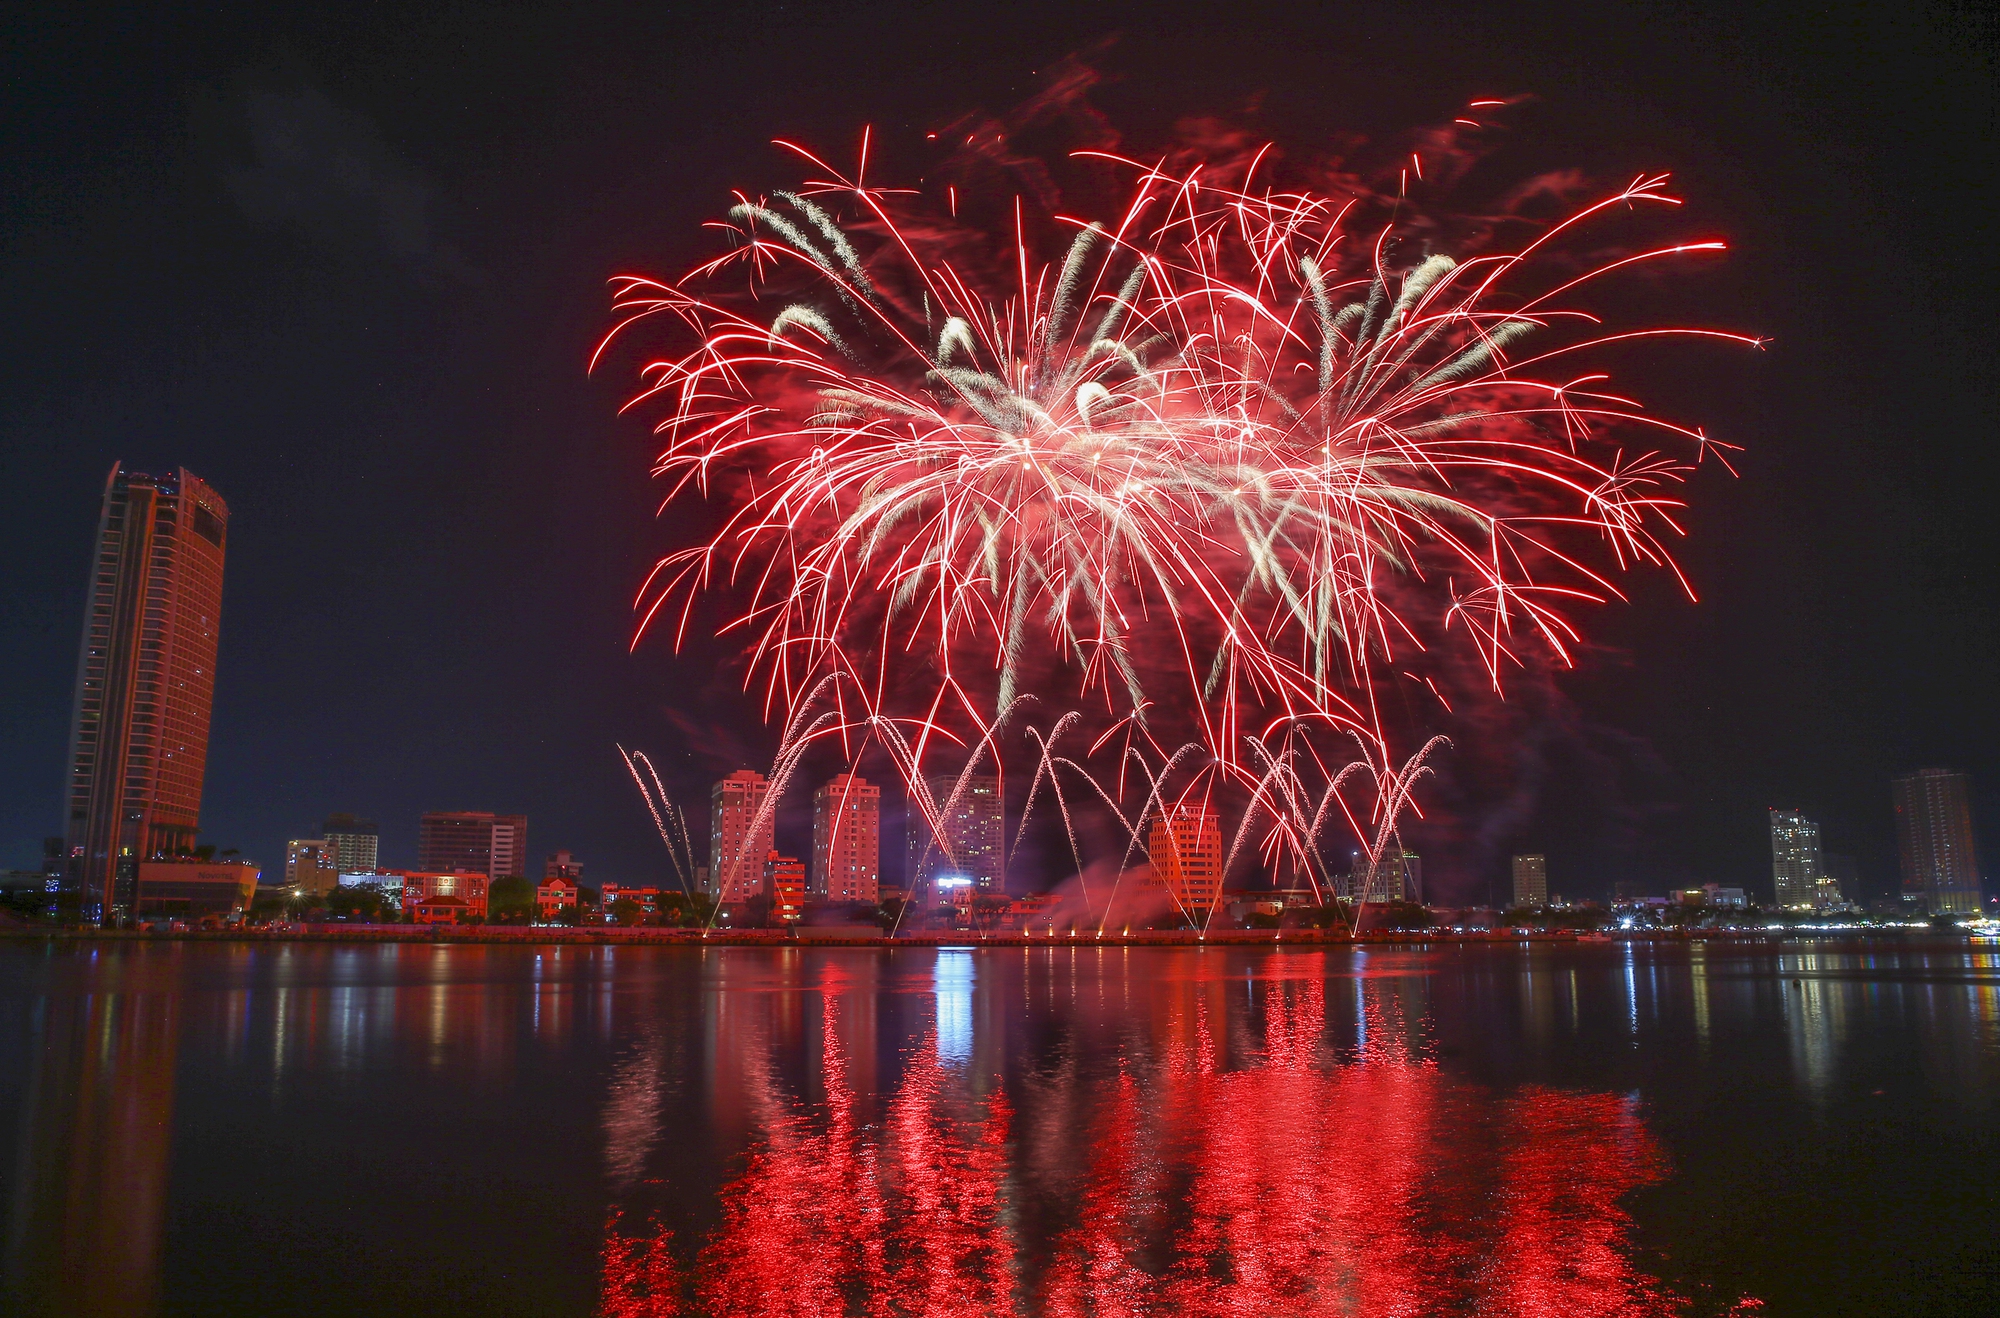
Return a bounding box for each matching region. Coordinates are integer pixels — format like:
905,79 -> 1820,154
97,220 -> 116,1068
1,939 -> 1995,1317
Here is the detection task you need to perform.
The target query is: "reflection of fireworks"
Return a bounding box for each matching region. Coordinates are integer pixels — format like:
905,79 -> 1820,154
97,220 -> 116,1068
601,109 -> 1752,908
596,957 -> 1716,1316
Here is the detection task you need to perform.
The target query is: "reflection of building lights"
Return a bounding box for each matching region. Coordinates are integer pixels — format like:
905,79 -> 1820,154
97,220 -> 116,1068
934,950 -> 973,1066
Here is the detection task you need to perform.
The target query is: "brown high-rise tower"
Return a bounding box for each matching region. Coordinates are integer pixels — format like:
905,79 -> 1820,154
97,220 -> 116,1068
1892,768 -> 1983,917
63,465 -> 229,921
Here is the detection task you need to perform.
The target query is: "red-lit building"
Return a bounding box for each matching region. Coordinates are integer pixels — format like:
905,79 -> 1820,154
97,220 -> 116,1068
762,851 -> 806,923
1148,806 -> 1224,913
709,771 -> 775,904
536,875 -> 579,920
600,883 -> 664,920
411,894 -> 475,925
62,465 -> 229,922
397,871 -> 487,918
811,774 -> 880,903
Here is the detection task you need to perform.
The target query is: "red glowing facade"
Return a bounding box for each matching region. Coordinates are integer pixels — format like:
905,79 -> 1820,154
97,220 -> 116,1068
63,464 -> 228,921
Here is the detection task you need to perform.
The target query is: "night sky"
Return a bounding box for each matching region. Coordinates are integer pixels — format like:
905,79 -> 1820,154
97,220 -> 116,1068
3,1 -> 1993,906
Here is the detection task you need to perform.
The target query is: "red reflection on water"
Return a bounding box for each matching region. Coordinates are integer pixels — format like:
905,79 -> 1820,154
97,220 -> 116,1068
601,974 -> 1724,1316
600,1207 -> 683,1318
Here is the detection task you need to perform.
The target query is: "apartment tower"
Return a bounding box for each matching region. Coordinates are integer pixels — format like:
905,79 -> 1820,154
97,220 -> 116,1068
1768,809 -> 1829,909
1511,854 -> 1549,908
1892,769 -> 1983,917
909,773 -> 1003,892
62,465 -> 229,921
321,813 -> 380,874
709,771 -> 775,903
811,774 -> 881,903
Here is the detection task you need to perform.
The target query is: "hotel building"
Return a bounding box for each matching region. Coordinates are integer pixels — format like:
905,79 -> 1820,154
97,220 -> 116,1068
62,465 -> 228,921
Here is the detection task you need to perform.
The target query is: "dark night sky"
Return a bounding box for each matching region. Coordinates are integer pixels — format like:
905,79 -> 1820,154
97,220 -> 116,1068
3,0 -> 1994,905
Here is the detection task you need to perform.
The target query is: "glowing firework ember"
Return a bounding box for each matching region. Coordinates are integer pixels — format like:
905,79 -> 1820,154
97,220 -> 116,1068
599,108 -> 1754,922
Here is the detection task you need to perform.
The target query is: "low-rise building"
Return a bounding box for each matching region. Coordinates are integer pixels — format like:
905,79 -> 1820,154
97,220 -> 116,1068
411,894 -> 475,925
601,883 -> 664,920
135,859 -> 260,919
763,851 -> 806,923
536,875 -> 579,920
397,871 -> 487,918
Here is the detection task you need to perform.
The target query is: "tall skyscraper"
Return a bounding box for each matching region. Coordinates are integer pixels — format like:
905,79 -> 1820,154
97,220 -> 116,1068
1147,806 -> 1223,912
1511,854 -> 1549,908
709,770 -> 775,903
1892,769 -> 1983,917
909,773 -> 1003,892
320,813 -> 379,874
812,774 -> 881,903
62,465 -> 229,921
418,811 -> 529,878
1769,809 -> 1827,909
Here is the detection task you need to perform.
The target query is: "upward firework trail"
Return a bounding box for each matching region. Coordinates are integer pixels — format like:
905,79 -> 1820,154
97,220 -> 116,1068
600,108 -> 1754,912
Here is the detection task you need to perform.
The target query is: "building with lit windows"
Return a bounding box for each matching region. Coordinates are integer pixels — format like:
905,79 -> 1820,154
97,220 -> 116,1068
909,773 -> 1003,893
61,465 -> 229,922
535,875 -> 579,920
709,771 -> 775,904
1769,810 -> 1831,909
284,840 -> 342,896
320,814 -> 379,874
811,774 -> 880,903
1511,854 -> 1549,908
396,870 -> 488,917
1892,768 -> 1983,916
418,812 -> 528,879
1147,806 -> 1224,913
762,851 -> 807,922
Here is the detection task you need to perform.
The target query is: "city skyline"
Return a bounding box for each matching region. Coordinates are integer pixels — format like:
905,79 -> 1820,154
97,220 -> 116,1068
1,5 -> 1994,912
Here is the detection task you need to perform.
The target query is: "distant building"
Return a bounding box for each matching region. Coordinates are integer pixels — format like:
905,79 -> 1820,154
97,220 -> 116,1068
284,840 -> 342,896
762,851 -> 806,922
61,465 -> 229,922
339,871 -> 402,896
134,859 -> 257,919
601,882 -> 664,920
1613,879 -> 1648,906
708,771 -> 775,904
811,774 -> 880,903
536,875 -> 579,920
418,812 -> 528,879
320,814 -> 379,874
410,894 -> 475,925
1511,854 -> 1549,908
1769,810 -> 1830,910
397,871 -> 488,917
544,849 -> 584,881
1892,769 -> 1983,917
1147,806 -> 1224,913
1369,852 -> 1422,904
909,773 -> 1003,893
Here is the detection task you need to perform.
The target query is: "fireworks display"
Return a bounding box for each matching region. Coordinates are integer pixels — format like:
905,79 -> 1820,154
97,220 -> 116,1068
600,107 -> 1754,921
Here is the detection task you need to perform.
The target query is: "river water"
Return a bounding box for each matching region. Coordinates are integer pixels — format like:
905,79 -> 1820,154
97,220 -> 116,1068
1,939 -> 1994,1316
